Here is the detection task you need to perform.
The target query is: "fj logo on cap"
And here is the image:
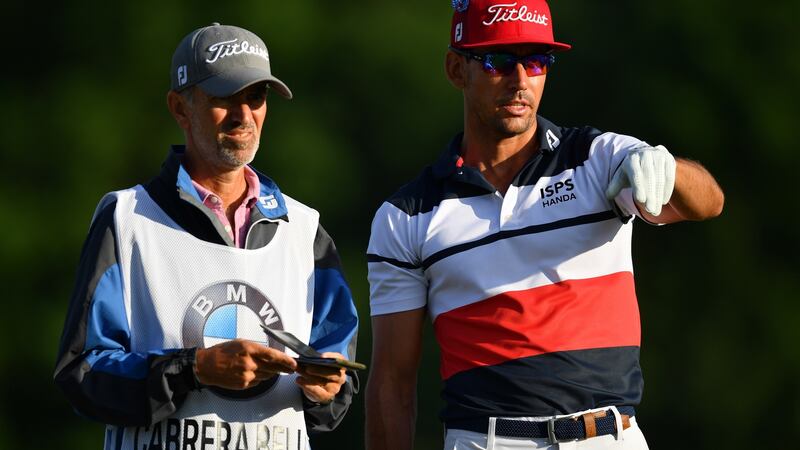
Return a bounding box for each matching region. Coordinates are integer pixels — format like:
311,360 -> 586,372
177,65 -> 188,86
483,2 -> 550,26
455,22 -> 464,42
206,38 -> 269,64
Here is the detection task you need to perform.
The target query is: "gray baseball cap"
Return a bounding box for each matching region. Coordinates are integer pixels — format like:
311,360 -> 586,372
171,23 -> 292,99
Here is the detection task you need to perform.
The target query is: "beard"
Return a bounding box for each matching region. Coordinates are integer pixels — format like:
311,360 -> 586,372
490,113 -> 537,137
491,91 -> 538,136
217,129 -> 260,168
470,91 -> 539,138
189,112 -> 261,170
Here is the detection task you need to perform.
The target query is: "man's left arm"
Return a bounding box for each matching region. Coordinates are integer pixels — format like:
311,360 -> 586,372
300,223 -> 359,434
606,145 -> 725,224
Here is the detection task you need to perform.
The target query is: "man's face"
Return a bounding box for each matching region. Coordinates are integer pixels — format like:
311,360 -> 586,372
459,45 -> 549,138
185,82 -> 268,171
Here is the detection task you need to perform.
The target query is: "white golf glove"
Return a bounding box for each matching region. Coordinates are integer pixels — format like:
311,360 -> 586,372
605,144 -> 676,217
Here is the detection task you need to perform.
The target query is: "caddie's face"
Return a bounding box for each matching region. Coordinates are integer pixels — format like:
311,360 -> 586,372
456,44 -> 549,138
186,82 -> 268,171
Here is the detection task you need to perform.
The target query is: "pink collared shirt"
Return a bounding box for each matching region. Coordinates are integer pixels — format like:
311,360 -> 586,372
191,166 -> 261,248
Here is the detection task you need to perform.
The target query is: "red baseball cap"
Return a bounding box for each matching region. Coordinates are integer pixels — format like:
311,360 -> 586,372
450,0 -> 571,51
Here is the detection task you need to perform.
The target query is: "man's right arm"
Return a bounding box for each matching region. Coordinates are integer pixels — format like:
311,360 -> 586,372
53,200 -> 297,426
365,308 -> 426,450
365,199 -> 429,450
53,200 -> 202,426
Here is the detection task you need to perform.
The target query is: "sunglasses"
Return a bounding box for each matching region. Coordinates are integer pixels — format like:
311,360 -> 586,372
449,46 -> 555,77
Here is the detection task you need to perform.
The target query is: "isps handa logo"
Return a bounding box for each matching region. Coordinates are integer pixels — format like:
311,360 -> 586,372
182,281 -> 284,399
540,178 -> 576,208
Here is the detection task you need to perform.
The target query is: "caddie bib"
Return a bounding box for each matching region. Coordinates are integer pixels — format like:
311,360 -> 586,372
102,185 -> 317,450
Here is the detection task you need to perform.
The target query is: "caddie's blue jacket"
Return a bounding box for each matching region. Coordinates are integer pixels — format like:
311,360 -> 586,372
53,146 -> 359,433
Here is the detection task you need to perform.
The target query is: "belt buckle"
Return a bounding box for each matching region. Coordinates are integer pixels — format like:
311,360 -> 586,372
546,418 -> 563,445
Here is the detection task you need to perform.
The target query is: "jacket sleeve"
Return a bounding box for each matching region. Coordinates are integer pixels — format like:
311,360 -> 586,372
53,199 -> 201,426
303,223 -> 360,434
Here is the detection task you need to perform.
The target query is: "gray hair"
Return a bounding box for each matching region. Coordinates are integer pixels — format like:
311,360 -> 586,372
179,87 -> 194,106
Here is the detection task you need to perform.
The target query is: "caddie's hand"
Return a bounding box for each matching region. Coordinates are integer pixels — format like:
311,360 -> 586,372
605,144 -> 676,216
295,352 -> 347,405
195,339 -> 297,390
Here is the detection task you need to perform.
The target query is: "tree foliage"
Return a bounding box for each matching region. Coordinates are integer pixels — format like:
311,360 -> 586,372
1,1 -> 797,448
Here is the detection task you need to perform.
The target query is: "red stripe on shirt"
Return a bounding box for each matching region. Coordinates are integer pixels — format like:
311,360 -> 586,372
433,271 -> 640,380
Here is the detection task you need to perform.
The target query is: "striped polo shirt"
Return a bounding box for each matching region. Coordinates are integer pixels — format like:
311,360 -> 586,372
367,116 -> 648,424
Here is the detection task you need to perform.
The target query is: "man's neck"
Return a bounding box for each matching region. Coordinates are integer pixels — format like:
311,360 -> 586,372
461,121 -> 540,195
182,152 -> 248,216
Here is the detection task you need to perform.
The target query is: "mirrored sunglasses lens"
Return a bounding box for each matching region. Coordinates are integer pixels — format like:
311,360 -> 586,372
484,53 -> 518,76
522,55 -> 553,76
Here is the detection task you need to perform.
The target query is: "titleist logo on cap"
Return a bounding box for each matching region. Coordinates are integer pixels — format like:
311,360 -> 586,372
483,2 -> 549,26
205,38 -> 269,64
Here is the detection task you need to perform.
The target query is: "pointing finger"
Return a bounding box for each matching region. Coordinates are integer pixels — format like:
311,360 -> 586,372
628,152 -> 647,205
639,150 -> 661,215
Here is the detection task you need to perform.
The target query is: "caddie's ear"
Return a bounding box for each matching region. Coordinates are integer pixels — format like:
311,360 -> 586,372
167,89 -> 192,131
445,50 -> 468,89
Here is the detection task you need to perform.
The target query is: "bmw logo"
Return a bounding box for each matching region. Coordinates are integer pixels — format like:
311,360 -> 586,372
182,281 -> 285,399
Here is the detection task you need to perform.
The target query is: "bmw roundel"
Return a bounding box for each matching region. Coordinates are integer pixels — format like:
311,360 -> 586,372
182,281 -> 285,399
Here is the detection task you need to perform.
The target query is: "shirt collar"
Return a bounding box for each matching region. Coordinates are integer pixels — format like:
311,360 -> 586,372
432,133 -> 464,179
250,167 -> 289,221
432,115 -> 563,180
169,145 -> 289,221
535,115 -> 563,154
242,165 -> 261,208
189,165 -> 260,207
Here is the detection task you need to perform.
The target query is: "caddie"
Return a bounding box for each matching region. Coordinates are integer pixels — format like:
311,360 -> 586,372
54,22 -> 359,450
365,1 -> 724,449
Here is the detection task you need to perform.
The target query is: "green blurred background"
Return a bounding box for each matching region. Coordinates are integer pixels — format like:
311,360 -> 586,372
2,0 -> 798,448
